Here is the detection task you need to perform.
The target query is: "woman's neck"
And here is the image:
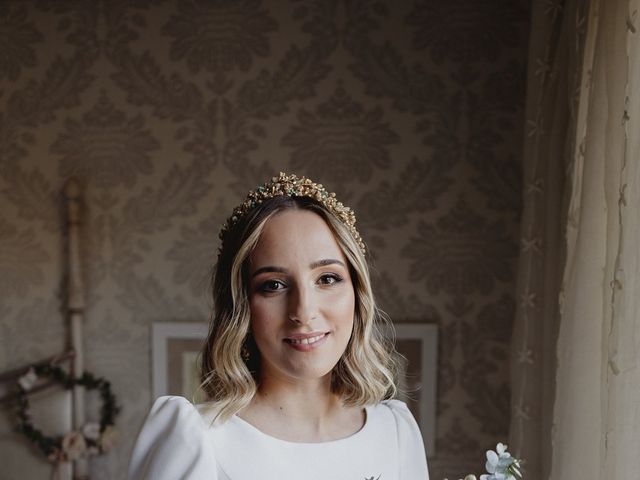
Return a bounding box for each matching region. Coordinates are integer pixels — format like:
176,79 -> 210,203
253,374 -> 339,422
238,376 -> 365,442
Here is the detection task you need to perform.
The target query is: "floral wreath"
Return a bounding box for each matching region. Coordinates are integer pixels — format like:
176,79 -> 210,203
16,364 -> 120,463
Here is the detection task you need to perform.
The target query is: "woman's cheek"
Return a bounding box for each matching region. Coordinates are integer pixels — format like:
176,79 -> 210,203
250,295 -> 285,329
325,287 -> 355,325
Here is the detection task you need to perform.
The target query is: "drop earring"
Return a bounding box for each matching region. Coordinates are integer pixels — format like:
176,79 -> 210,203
241,343 -> 250,362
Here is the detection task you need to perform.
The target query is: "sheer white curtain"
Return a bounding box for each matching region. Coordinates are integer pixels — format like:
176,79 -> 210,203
513,0 -> 640,478
552,0 -> 640,478
510,0 -> 589,477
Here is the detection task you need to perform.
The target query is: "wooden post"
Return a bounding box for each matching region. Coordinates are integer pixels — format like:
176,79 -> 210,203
64,178 -> 88,479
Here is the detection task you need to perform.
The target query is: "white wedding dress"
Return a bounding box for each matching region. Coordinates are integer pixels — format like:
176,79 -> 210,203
128,396 -> 429,480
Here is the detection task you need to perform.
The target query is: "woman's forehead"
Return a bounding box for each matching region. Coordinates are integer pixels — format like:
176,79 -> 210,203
250,209 -> 346,266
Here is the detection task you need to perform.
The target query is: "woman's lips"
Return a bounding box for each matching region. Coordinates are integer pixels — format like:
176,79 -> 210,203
284,332 -> 329,351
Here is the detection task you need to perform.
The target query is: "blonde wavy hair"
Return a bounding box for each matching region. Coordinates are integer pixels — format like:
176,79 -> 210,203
200,195 -> 399,421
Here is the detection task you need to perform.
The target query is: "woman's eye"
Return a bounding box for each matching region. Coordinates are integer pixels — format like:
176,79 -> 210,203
318,274 -> 342,285
259,280 -> 286,292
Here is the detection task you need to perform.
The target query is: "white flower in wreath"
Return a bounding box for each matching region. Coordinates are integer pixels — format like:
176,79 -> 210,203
18,368 -> 38,391
99,425 -> 118,452
82,422 -> 101,441
62,431 -> 87,461
87,446 -> 100,456
47,447 -> 65,463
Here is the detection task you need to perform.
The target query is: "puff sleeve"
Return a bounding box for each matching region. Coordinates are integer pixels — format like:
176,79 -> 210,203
385,399 -> 430,479
128,396 -> 218,480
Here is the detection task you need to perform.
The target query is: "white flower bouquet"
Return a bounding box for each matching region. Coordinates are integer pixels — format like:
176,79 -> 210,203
446,443 -> 523,480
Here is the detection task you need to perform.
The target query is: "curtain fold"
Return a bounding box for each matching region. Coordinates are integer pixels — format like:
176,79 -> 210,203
552,0 -> 640,478
510,0 -> 589,477
514,0 -> 640,478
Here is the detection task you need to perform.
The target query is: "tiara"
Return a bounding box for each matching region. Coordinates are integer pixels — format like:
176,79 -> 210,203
218,172 -> 365,253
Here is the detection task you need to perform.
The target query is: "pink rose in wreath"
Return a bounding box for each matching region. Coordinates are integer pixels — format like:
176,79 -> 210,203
62,431 -> 86,461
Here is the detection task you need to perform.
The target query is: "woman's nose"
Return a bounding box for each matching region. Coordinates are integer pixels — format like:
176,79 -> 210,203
287,283 -> 317,324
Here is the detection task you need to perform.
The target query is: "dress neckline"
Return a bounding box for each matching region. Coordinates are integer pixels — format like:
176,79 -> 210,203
229,404 -> 372,446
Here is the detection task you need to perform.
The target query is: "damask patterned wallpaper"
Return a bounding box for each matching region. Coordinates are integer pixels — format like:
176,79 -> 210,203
0,1 -> 529,478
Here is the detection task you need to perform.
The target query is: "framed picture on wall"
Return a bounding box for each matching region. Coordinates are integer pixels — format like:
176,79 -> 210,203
152,322 -> 208,403
392,323 -> 438,457
152,321 -> 438,456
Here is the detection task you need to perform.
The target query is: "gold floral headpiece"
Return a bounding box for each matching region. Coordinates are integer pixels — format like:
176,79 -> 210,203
219,172 -> 365,253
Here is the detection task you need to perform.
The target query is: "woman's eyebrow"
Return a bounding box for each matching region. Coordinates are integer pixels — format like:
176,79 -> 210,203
251,259 -> 345,278
309,258 -> 346,269
252,266 -> 288,278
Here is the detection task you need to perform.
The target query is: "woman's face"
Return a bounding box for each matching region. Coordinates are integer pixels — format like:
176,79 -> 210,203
248,209 -> 355,385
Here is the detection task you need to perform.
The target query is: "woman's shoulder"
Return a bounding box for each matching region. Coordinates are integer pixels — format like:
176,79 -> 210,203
128,396 -> 220,479
149,394 -> 193,411
370,399 -> 424,445
379,398 -> 413,418
374,399 -> 429,476
149,395 -> 204,420
373,399 -> 416,423
148,395 -> 222,424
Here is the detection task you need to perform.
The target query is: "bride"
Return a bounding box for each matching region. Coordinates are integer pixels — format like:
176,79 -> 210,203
128,173 -> 429,479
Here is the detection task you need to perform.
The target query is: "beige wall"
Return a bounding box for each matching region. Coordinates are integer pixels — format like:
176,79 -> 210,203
0,1 -> 529,478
